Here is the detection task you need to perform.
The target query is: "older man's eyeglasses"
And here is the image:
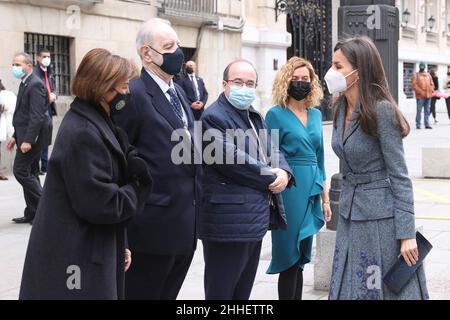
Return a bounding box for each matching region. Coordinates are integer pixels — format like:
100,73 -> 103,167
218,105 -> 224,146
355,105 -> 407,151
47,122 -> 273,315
226,79 -> 257,89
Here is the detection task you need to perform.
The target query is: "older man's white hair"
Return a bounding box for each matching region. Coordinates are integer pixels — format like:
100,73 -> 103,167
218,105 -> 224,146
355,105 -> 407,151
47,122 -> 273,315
136,18 -> 172,58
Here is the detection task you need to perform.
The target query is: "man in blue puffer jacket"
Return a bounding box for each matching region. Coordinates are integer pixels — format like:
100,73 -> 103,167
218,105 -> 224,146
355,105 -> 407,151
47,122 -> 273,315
200,59 -> 295,300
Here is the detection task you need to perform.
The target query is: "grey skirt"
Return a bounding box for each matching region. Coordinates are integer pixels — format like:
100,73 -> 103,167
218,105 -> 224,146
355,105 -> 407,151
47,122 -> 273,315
329,215 -> 429,300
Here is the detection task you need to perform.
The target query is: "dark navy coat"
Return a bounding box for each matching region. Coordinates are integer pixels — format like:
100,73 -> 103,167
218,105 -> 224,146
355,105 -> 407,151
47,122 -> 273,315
113,68 -> 201,256
19,98 -> 151,300
199,93 -> 293,242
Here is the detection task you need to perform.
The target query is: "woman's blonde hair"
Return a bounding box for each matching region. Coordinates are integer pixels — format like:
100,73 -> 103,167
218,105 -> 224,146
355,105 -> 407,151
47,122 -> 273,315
272,57 -> 323,108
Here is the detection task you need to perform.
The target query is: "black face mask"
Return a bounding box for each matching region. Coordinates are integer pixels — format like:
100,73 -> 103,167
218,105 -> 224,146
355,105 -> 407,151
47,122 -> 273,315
186,66 -> 194,74
108,90 -> 131,114
288,81 -> 312,101
149,46 -> 185,76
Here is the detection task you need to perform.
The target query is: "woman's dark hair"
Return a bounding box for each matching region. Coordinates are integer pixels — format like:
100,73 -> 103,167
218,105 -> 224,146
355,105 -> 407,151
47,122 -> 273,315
333,36 -> 410,138
0,80 -> 5,91
430,69 -> 437,78
37,48 -> 50,57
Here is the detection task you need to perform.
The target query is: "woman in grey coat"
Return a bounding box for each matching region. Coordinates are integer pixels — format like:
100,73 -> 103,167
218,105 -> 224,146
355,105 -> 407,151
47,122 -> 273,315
325,36 -> 428,300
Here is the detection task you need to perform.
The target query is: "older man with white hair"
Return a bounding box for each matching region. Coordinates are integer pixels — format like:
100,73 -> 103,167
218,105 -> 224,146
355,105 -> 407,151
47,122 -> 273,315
113,18 -> 200,300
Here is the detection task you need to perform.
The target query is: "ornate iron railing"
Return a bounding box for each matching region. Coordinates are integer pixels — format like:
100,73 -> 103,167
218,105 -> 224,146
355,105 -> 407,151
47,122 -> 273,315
276,0 -> 333,121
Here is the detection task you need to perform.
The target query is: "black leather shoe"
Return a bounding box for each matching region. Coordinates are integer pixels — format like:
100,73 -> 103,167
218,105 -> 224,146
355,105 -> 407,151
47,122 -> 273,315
39,171 -> 46,176
425,126 -> 433,129
12,217 -> 33,224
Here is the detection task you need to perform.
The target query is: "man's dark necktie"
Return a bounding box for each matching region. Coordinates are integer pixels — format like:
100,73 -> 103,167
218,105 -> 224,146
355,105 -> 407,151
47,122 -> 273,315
167,88 -> 187,128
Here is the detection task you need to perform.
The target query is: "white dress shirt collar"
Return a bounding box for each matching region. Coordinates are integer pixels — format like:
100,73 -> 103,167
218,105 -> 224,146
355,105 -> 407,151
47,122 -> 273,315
22,71 -> 33,84
144,68 -> 175,94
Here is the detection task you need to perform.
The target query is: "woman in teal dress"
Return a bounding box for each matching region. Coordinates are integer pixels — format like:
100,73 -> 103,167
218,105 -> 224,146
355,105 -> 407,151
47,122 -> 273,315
265,57 -> 332,300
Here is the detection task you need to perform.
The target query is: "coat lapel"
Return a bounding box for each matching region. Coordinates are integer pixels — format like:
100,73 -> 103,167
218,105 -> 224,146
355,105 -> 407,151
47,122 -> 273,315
141,69 -> 184,131
70,98 -> 125,163
222,96 -> 262,159
16,73 -> 33,108
342,100 -> 361,146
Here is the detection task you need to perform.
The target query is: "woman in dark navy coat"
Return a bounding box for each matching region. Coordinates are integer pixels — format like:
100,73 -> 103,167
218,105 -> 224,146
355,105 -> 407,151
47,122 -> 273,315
19,48 -> 152,300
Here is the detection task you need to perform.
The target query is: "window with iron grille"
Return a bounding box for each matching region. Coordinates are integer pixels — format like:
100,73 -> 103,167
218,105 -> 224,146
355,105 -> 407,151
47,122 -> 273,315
24,33 -> 72,96
403,62 -> 415,99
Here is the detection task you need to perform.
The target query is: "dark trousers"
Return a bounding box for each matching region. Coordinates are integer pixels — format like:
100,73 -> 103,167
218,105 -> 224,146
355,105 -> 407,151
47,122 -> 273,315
203,240 -> 262,300
446,97 -> 450,119
40,111 -> 53,172
278,259 -> 304,300
125,251 -> 194,300
40,147 -> 48,172
13,142 -> 44,220
430,97 -> 438,120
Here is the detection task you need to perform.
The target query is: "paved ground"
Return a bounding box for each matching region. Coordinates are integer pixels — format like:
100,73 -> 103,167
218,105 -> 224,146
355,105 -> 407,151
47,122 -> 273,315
1,110 -> 449,300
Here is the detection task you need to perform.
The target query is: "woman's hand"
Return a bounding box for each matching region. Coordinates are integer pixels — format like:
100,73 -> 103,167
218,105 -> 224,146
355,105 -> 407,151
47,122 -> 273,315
400,238 -> 419,267
124,249 -> 132,272
322,202 -> 332,222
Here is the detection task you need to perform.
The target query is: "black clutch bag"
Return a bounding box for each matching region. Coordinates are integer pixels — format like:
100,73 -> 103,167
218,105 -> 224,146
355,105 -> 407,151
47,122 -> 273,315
383,231 -> 432,295
268,194 -> 287,231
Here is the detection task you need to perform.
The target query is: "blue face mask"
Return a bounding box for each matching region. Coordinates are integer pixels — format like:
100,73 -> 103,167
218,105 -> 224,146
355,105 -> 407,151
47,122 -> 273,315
227,86 -> 256,110
12,66 -> 25,79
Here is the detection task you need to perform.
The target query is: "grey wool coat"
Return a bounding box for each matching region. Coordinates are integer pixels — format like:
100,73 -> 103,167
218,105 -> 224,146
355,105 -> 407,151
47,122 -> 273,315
329,98 -> 429,300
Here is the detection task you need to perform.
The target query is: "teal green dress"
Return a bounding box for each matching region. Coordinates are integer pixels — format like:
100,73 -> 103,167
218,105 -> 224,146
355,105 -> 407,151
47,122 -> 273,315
266,105 -> 326,274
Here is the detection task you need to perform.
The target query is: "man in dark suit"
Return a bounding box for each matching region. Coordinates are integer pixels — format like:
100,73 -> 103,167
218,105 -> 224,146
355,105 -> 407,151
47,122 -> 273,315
7,52 -> 50,224
175,60 -> 208,120
113,18 -> 200,300
33,48 -> 57,174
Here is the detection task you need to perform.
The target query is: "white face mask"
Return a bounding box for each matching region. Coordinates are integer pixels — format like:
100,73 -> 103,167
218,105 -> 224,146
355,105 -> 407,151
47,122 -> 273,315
41,57 -> 51,68
324,68 -> 358,95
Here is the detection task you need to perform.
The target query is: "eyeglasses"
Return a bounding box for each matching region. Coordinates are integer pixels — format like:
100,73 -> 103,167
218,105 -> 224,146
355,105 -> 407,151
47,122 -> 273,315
226,79 -> 257,89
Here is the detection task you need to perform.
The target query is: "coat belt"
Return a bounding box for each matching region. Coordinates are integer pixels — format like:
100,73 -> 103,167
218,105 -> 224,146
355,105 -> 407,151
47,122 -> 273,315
286,155 -> 317,166
342,170 -> 388,186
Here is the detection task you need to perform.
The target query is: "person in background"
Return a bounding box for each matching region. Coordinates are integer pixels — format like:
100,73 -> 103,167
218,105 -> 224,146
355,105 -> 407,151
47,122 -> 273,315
266,57 -> 332,300
0,79 -> 16,180
411,62 -> 434,129
443,71 -> 450,120
7,52 -> 50,224
19,48 -> 152,300
175,60 -> 209,120
33,48 -> 57,175
429,69 -> 439,124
